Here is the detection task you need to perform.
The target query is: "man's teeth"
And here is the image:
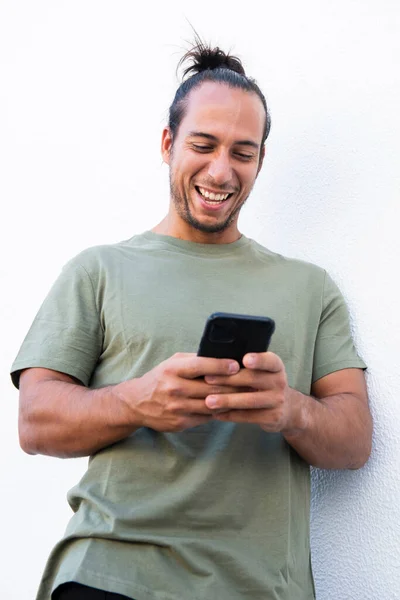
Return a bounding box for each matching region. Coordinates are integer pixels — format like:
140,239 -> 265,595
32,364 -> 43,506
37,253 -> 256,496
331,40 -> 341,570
198,187 -> 230,202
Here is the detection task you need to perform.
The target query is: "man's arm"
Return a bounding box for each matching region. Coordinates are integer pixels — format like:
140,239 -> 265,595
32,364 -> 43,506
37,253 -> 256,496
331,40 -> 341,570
283,368 -> 372,469
18,367 -> 139,458
204,353 -> 372,469
18,355 -> 240,458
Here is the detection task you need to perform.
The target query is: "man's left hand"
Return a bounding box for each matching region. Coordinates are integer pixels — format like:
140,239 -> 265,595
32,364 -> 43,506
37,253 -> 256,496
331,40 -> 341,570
204,352 -> 302,434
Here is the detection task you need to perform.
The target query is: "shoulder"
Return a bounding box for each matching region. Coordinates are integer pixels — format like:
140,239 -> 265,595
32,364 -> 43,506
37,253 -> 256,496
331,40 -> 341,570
249,240 -> 353,319
248,238 -> 327,289
61,234 -> 146,278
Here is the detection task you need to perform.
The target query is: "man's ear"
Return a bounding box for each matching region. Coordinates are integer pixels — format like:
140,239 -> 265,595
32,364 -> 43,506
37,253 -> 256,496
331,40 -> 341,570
256,145 -> 266,177
161,127 -> 173,165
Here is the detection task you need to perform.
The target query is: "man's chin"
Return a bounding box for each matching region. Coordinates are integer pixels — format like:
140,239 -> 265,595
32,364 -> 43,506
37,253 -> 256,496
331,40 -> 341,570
185,213 -> 233,234
170,186 -> 241,235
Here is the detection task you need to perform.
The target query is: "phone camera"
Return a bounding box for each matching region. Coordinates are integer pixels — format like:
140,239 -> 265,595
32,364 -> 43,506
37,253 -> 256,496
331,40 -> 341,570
208,319 -> 237,344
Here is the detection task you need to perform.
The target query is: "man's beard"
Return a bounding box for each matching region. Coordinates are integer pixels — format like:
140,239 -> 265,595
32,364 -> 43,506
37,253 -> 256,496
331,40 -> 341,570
170,178 -> 247,235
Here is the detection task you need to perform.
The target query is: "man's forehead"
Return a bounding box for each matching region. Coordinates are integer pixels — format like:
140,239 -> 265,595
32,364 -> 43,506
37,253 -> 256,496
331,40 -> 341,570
181,82 -> 265,141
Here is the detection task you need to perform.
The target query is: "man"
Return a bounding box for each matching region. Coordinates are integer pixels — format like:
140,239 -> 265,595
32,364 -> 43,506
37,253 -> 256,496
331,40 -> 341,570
12,40 -> 372,600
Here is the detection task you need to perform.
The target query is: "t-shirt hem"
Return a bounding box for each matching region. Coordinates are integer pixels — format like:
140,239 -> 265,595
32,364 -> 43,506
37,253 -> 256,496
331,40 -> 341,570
51,568 -> 195,600
50,567 -> 315,600
312,359 -> 367,384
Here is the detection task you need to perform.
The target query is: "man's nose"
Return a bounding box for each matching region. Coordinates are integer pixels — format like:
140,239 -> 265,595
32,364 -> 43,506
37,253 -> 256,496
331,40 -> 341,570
207,152 -> 233,185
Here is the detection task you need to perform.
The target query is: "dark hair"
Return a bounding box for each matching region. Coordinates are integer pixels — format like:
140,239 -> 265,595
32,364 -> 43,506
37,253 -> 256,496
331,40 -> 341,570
168,38 -> 271,146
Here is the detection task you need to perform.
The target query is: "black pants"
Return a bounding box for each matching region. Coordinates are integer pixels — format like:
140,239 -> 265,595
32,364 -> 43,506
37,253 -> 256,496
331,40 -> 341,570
52,582 -> 134,599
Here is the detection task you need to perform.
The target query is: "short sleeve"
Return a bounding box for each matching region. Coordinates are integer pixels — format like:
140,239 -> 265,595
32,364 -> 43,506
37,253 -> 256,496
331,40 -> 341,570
10,257 -> 103,388
312,271 -> 366,383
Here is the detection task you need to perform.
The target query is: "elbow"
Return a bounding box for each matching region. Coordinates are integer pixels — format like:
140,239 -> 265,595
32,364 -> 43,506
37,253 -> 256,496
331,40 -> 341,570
348,409 -> 373,470
18,396 -> 41,455
348,433 -> 373,470
19,441 -> 36,456
18,417 -> 38,455
18,383 -> 44,455
349,450 -> 372,470
348,458 -> 369,470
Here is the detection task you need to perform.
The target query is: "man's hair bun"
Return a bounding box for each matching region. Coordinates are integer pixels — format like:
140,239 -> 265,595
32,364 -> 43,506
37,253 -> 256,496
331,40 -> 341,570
179,40 -> 246,80
169,34 -> 271,146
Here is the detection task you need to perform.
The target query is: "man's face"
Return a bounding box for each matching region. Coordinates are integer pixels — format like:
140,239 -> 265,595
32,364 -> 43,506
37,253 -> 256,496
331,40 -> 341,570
161,81 -> 266,243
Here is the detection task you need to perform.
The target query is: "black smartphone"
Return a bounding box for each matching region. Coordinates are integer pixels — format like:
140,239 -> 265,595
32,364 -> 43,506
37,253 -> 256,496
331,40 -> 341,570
197,312 -> 275,367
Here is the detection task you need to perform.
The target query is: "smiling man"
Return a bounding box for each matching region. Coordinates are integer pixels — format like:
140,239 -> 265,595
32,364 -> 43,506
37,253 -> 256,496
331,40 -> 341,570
12,40 -> 372,600
158,80 -> 265,241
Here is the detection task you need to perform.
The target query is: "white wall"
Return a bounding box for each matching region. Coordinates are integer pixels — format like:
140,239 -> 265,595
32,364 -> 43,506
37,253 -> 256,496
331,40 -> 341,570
1,1 -> 399,598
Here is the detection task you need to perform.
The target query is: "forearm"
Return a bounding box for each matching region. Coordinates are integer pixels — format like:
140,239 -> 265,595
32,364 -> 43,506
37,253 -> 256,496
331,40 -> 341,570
283,388 -> 372,469
18,355 -> 239,459
19,376 -> 139,458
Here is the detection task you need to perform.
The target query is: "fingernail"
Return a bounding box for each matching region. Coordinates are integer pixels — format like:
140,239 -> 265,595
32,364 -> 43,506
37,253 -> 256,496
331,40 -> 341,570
245,354 -> 256,367
229,362 -> 239,373
206,396 -> 218,408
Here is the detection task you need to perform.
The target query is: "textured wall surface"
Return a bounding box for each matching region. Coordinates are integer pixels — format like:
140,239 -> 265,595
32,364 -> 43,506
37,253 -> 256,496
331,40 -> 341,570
1,1 -> 399,599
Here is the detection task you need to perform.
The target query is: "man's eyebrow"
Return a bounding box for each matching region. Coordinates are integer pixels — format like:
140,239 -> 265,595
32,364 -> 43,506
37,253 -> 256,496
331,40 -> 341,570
188,131 -> 259,150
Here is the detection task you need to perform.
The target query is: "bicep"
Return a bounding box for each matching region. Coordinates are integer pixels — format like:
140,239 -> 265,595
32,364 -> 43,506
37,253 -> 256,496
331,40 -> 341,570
19,367 -> 82,397
310,368 -> 373,468
311,369 -> 372,430
18,368 -> 84,435
311,368 -> 368,402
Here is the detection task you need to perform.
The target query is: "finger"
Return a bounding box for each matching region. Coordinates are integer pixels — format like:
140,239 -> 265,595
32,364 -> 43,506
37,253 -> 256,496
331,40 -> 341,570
180,415 -> 214,429
205,390 -> 277,411
205,370 -> 277,390
171,401 -> 232,416
174,355 -> 240,379
214,409 -> 274,424
178,401 -> 216,415
185,381 -> 244,399
242,351 -> 284,372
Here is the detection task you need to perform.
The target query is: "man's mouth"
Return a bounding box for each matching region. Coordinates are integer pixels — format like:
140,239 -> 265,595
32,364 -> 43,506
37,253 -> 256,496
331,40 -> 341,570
195,186 -> 234,205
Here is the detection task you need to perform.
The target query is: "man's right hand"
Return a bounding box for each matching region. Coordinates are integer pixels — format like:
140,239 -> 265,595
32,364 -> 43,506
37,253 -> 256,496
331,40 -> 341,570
115,352 -> 240,432
18,354 -> 240,457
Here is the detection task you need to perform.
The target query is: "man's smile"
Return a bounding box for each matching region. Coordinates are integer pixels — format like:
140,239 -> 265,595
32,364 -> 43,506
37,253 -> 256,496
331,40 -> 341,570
194,185 -> 236,210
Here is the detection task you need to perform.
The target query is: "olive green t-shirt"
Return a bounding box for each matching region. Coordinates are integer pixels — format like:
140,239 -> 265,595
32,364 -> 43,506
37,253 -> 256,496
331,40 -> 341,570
11,232 -> 366,600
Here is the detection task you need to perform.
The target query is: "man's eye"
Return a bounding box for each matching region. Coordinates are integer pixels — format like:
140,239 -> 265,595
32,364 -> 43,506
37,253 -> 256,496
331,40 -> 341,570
192,144 -> 212,152
235,153 -> 254,161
